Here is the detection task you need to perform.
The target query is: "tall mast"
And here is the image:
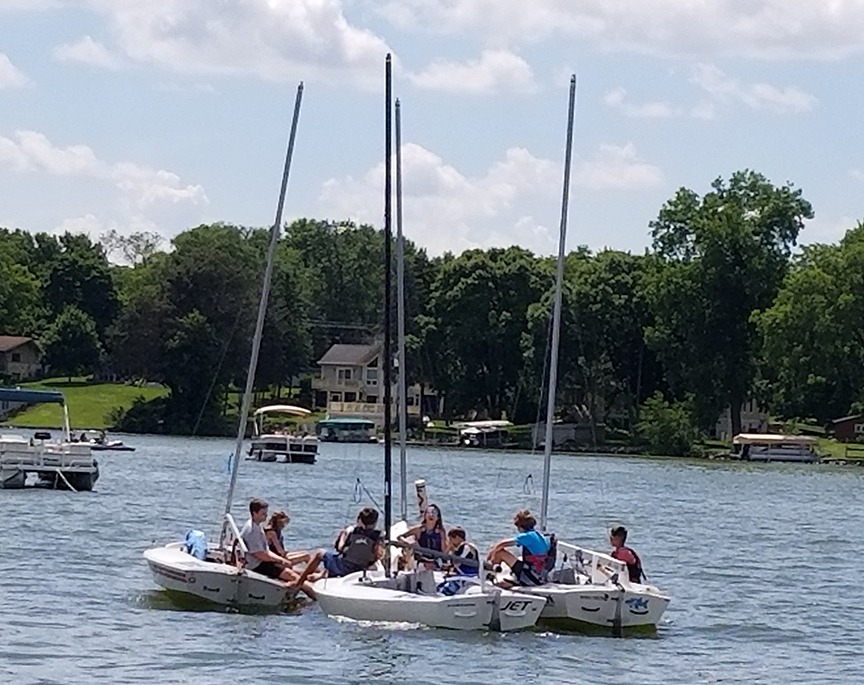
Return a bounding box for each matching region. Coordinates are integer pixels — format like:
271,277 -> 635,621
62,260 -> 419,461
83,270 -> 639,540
540,75 -> 576,532
222,83 -> 304,532
395,98 -> 409,522
383,54 -> 394,575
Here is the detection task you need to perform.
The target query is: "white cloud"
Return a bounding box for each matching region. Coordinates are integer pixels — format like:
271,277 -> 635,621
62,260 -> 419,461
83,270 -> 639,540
319,141 -> 659,254
603,87 -> 678,118
81,0 -> 393,89
375,1 -> 864,60
850,169 -> 864,183
408,49 -> 536,94
800,215 -> 857,245
574,143 -> 664,191
0,53 -> 28,89
0,129 -> 208,238
53,35 -> 124,70
691,63 -> 817,113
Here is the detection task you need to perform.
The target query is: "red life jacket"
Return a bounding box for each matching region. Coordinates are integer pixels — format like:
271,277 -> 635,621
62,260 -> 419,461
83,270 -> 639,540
612,546 -> 645,583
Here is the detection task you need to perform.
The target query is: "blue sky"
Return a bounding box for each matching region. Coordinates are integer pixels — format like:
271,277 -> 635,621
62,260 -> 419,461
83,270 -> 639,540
1,1 -> 862,259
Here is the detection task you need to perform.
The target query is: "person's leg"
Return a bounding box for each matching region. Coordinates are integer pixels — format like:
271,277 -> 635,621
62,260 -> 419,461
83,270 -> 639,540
488,548 -> 518,568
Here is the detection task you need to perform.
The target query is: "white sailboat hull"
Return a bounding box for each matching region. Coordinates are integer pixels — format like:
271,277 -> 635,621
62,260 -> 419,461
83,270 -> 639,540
522,582 -> 669,631
510,542 -> 669,632
143,542 -> 289,608
314,569 -> 545,631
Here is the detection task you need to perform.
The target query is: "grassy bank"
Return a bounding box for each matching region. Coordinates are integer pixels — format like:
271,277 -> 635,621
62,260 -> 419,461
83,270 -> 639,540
2,377 -> 168,430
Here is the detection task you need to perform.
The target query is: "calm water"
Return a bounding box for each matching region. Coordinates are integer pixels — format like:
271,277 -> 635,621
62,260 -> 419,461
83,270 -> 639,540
1,433 -> 862,684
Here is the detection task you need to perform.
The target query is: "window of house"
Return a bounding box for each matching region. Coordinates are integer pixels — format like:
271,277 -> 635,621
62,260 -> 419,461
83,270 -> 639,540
11,353 -> 21,362
344,392 -> 357,402
855,423 -> 864,434
337,368 -> 353,384
366,366 -> 378,386
367,395 -> 378,403
330,392 -> 342,403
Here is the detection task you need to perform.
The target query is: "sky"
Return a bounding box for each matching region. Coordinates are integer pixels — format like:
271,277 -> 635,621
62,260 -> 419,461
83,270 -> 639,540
1,0 -> 862,259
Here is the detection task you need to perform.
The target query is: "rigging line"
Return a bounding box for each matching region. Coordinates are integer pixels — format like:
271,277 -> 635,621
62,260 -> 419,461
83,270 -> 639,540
353,477 -> 383,512
191,300 -> 247,438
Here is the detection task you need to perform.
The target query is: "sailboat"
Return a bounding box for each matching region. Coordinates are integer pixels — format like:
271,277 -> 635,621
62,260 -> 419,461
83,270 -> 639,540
143,84 -> 307,608
492,76 -> 671,635
313,55 -> 545,631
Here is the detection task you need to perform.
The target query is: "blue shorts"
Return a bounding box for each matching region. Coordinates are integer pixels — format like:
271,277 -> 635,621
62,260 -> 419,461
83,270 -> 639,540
323,551 -> 347,577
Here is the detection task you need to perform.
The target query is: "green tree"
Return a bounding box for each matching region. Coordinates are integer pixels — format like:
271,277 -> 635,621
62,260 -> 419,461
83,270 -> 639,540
647,170 -> 813,434
43,233 -> 119,336
42,306 -> 104,380
635,392 -> 698,456
758,224 -> 864,423
427,246 -> 546,420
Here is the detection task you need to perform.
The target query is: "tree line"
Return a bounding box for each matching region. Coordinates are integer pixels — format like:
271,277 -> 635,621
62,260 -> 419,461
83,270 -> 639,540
2,169 -> 861,451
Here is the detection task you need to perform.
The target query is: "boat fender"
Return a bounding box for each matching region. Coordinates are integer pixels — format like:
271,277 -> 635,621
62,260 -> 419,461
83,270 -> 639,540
184,530 -> 207,560
414,479 -> 428,515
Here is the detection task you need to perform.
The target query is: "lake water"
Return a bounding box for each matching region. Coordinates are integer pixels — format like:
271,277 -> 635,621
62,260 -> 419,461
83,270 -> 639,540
1,433 -> 862,684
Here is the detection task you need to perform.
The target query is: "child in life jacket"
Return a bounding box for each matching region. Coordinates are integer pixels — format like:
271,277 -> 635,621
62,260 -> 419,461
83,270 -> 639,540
610,525 -> 646,584
446,526 -> 480,577
322,507 -> 383,577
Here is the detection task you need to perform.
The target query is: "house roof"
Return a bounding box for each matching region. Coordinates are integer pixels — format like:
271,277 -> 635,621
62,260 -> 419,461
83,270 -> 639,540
832,413 -> 864,424
317,343 -> 379,366
0,336 -> 37,353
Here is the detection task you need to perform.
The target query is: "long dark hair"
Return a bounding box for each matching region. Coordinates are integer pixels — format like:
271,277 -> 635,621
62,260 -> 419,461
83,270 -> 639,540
423,503 -> 445,533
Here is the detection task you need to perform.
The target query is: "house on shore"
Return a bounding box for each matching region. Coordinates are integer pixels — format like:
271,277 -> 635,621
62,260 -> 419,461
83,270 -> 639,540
0,335 -> 43,381
311,342 -> 443,427
714,399 -> 768,440
831,414 -> 864,442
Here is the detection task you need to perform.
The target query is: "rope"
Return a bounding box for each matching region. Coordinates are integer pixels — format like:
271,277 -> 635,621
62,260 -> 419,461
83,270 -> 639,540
54,469 -> 78,492
353,477 -> 382,512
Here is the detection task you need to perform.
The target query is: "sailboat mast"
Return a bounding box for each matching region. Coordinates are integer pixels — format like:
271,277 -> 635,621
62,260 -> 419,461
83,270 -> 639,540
223,82 -> 304,524
395,98 -> 409,522
540,75 -> 577,533
383,55 -> 394,575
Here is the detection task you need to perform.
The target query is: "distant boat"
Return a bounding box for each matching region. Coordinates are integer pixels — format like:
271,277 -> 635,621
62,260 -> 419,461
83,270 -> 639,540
247,404 -> 317,463
315,418 -> 377,443
0,388 -> 100,491
75,429 -> 136,452
732,433 -> 820,463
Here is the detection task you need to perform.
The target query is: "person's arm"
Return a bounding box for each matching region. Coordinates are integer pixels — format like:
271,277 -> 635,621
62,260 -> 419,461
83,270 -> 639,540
398,525 -> 420,542
251,547 -> 290,564
265,529 -> 288,558
334,526 -> 351,552
487,537 -> 515,558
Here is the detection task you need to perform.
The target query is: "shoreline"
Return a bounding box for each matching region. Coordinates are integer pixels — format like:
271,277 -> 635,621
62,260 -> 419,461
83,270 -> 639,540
4,423 -> 863,465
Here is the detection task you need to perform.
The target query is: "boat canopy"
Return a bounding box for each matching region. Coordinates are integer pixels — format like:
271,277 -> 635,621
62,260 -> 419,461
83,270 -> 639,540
318,418 -> 375,427
253,404 -> 311,417
456,420 -> 513,429
0,388 -> 66,405
733,433 -> 818,445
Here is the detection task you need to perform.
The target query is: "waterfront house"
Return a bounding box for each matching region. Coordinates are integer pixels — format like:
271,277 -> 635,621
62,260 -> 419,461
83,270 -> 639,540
0,336 -> 43,381
311,341 -> 442,426
714,399 -> 768,440
831,414 -> 864,442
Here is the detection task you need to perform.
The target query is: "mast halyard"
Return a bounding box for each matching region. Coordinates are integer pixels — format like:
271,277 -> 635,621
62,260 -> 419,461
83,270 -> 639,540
395,98 -> 409,522
539,75 -> 577,533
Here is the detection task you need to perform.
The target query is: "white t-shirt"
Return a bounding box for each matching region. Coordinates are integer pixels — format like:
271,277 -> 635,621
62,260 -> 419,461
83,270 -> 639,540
240,518 -> 268,570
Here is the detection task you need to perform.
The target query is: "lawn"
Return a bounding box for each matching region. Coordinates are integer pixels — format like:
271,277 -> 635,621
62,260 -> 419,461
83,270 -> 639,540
2,377 -> 168,430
